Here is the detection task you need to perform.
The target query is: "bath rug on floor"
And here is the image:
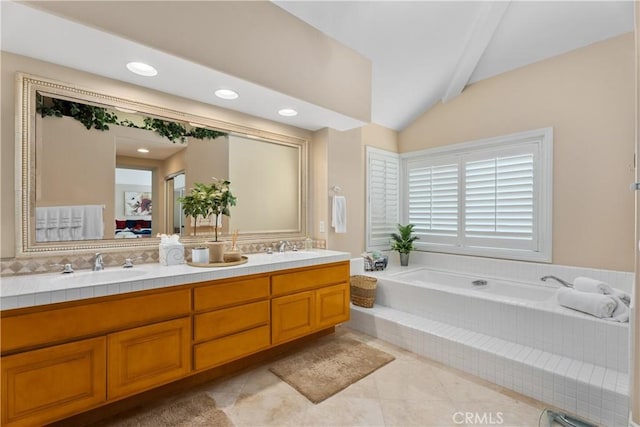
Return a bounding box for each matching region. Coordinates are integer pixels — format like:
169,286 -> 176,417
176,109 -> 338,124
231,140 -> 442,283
269,335 -> 395,403
96,393 -> 233,427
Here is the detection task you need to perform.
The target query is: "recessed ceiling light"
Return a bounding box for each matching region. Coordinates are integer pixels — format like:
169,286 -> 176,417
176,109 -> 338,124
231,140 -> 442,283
126,62 -> 158,77
137,148 -> 149,153
214,89 -> 239,100
278,108 -> 298,117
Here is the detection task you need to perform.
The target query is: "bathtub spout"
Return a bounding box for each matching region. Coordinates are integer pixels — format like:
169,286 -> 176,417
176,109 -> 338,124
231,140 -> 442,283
540,275 -> 573,288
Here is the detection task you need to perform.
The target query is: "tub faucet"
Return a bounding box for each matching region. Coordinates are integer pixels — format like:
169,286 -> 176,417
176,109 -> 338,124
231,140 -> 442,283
540,275 -> 573,288
93,253 -> 104,271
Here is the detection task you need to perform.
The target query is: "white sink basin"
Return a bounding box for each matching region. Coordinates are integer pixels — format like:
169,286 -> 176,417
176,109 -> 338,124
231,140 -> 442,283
52,268 -> 148,286
269,251 -> 319,260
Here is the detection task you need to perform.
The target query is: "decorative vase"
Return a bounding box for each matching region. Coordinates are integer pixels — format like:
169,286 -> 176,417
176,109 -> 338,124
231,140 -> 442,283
208,241 -> 226,263
399,252 -> 410,267
223,249 -> 243,263
191,247 -> 210,264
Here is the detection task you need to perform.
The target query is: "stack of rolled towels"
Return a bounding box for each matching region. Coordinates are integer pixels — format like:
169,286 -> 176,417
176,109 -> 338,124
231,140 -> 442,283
556,277 -> 630,322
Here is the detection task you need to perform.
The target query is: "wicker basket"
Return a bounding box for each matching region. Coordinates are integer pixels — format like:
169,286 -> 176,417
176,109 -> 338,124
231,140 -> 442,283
350,275 -> 378,308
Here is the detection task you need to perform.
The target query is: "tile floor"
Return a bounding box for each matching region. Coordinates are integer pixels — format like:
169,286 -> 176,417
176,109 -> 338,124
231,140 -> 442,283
199,326 -> 560,427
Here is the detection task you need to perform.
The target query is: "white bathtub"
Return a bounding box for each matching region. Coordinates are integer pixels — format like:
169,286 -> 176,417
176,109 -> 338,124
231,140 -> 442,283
347,266 -> 630,427
390,268 -> 557,302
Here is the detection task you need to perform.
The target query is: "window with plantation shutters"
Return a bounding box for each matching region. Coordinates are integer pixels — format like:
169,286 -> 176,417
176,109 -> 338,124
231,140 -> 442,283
366,147 -> 400,250
402,128 -> 552,262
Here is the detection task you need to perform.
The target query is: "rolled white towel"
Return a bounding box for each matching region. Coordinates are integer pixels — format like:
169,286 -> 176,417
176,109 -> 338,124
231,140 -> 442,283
556,288 -> 617,319
573,276 -> 631,307
607,294 -> 629,323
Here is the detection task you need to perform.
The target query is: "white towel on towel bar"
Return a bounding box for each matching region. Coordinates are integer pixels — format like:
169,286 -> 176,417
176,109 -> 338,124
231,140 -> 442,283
82,205 -> 104,240
58,207 -> 72,241
35,207 -> 47,242
573,276 -> 631,307
331,196 -> 347,233
70,206 -> 84,240
45,208 -> 60,241
556,288 -> 617,319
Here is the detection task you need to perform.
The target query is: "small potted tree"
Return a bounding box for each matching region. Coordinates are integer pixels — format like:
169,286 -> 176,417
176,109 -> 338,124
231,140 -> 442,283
390,224 -> 419,266
178,178 -> 236,262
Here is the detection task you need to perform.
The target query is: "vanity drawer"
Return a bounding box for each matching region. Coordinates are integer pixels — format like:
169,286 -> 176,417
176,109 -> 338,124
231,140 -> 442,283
193,300 -> 269,342
1,288 -> 191,353
193,276 -> 269,311
193,325 -> 270,371
271,262 -> 349,296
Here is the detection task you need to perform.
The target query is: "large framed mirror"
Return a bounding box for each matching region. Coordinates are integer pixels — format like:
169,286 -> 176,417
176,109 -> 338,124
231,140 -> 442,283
16,73 -> 308,255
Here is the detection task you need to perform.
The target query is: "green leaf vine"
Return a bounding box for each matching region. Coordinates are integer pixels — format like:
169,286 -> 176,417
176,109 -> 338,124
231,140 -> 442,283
36,94 -> 227,143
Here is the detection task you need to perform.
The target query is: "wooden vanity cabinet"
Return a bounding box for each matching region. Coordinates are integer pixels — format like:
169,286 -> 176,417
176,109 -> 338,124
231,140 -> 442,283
1,337 -> 106,427
271,263 -> 350,344
0,261 -> 350,426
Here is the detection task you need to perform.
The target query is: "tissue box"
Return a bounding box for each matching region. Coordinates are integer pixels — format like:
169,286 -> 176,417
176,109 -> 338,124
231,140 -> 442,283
159,243 -> 184,266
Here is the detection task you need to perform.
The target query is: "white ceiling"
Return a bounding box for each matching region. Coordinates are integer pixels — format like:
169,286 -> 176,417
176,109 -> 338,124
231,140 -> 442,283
2,1 -> 634,132
275,1 -> 634,130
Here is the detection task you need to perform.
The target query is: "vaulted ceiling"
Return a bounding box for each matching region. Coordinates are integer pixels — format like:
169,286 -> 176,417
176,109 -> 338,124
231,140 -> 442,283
275,1 -> 634,129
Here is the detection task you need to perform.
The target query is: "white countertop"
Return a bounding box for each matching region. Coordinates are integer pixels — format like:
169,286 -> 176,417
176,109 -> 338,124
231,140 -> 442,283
1,250 -> 350,310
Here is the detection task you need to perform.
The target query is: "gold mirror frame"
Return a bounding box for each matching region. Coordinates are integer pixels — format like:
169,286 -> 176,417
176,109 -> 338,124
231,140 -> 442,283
16,73 -> 308,256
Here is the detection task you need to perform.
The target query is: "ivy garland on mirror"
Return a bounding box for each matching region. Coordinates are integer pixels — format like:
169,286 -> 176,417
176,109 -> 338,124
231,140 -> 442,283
36,94 -> 227,143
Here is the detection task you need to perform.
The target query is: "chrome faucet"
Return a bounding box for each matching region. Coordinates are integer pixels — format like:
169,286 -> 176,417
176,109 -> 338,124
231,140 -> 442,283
277,240 -> 294,253
93,253 -> 104,271
540,275 -> 573,288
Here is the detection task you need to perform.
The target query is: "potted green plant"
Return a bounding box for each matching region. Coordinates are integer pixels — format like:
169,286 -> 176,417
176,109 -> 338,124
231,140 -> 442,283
390,224 -> 419,266
178,178 -> 236,262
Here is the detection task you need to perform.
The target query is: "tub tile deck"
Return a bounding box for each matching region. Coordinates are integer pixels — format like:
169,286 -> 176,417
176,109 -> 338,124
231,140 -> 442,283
347,304 -> 630,427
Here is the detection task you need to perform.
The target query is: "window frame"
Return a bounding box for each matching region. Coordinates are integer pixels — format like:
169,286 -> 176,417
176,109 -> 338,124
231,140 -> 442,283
401,127 -> 553,262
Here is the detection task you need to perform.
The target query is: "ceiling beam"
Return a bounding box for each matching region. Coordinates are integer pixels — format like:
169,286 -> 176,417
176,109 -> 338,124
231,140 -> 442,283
442,1 -> 511,103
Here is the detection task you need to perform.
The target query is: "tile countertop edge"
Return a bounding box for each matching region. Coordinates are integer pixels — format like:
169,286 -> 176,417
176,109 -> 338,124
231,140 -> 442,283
1,250 -> 351,310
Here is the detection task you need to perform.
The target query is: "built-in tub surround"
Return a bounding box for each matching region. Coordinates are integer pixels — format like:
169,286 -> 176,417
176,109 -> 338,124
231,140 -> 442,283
1,248 -> 343,310
347,254 -> 633,427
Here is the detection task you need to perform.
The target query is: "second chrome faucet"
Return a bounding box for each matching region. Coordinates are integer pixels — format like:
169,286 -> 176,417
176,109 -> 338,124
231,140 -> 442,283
93,253 -> 104,271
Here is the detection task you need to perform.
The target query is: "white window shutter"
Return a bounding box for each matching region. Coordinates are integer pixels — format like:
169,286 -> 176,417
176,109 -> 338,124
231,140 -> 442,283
464,152 -> 535,248
407,160 -> 459,246
366,147 -> 399,250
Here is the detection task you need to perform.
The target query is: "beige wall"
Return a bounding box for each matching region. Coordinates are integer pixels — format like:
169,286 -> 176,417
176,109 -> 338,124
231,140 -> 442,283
400,33 -> 635,272
228,135 -> 300,233
311,128 -> 329,244
327,127 -> 363,257
632,3 -> 639,424
0,52 -> 312,259
29,1 -> 372,123
38,116 -> 115,238
312,124 -> 398,257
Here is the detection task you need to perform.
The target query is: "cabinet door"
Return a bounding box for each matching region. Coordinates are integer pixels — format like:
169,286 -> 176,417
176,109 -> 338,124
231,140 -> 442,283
108,318 -> 190,399
271,291 -> 315,344
316,282 -> 350,329
1,337 -> 106,427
